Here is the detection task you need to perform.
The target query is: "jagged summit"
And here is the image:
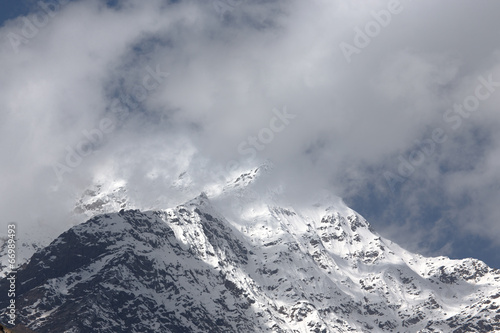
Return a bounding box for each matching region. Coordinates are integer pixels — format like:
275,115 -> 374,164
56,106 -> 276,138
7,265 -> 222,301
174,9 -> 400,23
73,179 -> 130,218
72,164 -> 272,220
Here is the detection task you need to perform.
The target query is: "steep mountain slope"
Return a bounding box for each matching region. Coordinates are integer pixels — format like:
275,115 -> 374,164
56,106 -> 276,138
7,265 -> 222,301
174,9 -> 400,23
0,169 -> 196,279
1,178 -> 499,332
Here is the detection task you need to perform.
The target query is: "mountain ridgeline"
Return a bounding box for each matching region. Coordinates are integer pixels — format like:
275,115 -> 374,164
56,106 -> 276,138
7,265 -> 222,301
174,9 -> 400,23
1,169 -> 500,332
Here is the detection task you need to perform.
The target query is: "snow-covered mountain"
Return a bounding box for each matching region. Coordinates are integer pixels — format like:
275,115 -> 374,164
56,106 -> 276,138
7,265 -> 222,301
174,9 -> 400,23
0,168 -> 197,279
1,167 -> 500,332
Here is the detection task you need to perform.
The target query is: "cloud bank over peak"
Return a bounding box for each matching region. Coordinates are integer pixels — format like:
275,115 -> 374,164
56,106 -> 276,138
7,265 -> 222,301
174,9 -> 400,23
1,0 -> 500,266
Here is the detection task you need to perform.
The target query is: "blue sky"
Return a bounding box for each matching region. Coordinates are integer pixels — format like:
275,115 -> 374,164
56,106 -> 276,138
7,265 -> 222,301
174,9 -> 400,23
0,1 -> 31,25
1,0 -> 500,268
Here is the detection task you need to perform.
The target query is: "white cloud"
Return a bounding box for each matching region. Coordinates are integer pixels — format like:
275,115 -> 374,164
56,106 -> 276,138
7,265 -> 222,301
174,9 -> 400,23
1,0 -> 500,264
